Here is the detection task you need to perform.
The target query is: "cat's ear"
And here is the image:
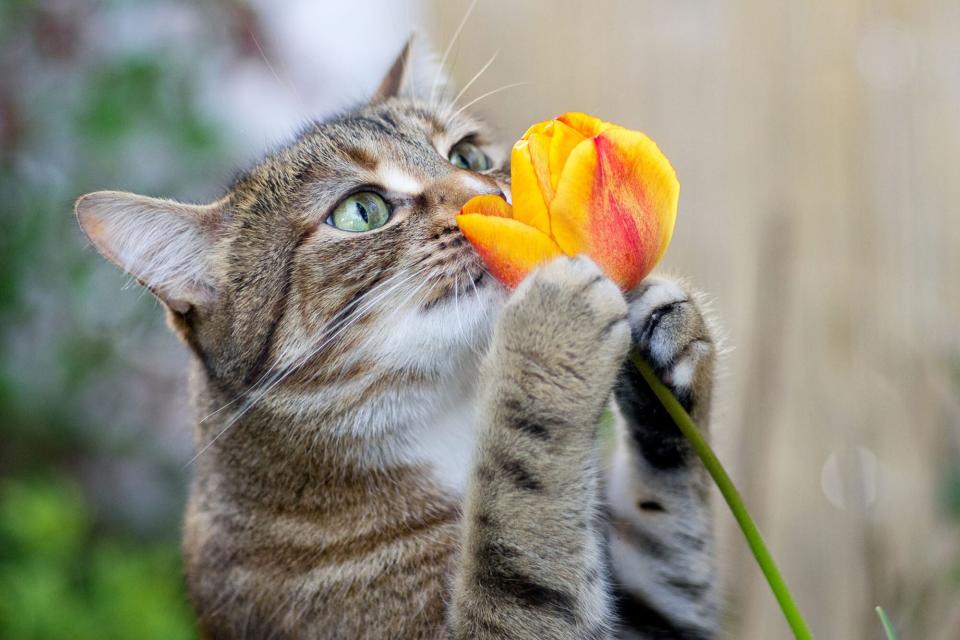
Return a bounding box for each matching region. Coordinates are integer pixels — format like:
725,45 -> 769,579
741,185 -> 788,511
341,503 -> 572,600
76,191 -> 224,314
371,35 -> 414,103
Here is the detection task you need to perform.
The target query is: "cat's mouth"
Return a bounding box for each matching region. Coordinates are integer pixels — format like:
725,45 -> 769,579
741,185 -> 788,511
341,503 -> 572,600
419,266 -> 489,312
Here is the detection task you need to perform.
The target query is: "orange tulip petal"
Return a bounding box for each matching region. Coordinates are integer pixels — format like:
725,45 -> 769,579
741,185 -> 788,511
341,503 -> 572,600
597,126 -> 679,269
459,193 -> 513,218
455,214 -> 563,289
550,127 -> 678,290
510,141 -> 551,235
469,112 -> 679,293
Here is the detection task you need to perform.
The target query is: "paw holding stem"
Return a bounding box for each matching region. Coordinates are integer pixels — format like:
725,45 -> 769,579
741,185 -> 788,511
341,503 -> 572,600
630,352 -> 814,640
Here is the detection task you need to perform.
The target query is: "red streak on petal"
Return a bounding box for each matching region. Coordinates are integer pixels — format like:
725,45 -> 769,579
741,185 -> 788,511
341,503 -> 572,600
589,136 -> 656,289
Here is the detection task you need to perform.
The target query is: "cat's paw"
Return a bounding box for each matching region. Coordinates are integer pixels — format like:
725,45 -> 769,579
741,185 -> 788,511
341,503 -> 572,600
613,277 -> 716,468
495,256 -> 630,407
625,276 -> 715,413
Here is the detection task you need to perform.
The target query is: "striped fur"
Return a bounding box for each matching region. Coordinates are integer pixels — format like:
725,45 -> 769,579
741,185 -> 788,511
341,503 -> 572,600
77,55 -> 720,639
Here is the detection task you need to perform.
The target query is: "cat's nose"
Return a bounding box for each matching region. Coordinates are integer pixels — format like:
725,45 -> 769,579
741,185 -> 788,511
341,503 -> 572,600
426,170 -> 504,213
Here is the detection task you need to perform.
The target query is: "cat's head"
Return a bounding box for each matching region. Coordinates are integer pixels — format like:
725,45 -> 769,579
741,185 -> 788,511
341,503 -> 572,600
76,41 -> 510,430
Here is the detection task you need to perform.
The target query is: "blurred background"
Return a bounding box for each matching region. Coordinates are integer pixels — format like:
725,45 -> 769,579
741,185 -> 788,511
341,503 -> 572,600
1,0 -> 957,638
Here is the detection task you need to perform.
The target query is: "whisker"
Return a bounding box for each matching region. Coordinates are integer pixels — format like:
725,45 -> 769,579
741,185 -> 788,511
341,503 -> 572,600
450,82 -> 529,120
429,0 -> 478,106
459,268 -> 486,359
249,266 -> 427,393
468,266 -> 488,325
476,266 -> 497,325
247,28 -> 308,119
453,271 -> 468,345
451,49 -> 499,107
323,273 -> 436,389
188,271 -> 419,466
199,265 -> 418,424
185,265 -> 430,467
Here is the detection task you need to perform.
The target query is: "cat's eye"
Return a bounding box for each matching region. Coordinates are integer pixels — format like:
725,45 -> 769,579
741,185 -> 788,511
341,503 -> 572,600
328,192 -> 391,232
448,140 -> 490,172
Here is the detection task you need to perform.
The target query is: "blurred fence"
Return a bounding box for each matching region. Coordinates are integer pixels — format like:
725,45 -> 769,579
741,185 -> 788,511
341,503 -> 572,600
428,0 -> 960,637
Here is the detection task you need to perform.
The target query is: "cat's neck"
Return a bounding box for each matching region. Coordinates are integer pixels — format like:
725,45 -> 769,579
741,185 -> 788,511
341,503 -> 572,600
188,355 -> 479,510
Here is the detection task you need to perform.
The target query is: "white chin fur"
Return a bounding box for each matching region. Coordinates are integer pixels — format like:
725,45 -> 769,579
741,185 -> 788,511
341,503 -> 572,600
379,277 -> 505,368
260,276 -> 506,483
363,277 -> 504,488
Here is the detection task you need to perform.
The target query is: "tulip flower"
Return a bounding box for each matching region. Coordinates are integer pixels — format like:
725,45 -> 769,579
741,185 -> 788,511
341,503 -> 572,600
456,112 -> 679,290
459,113 -> 815,640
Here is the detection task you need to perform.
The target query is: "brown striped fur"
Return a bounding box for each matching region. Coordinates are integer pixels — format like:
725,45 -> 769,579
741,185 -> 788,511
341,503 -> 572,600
76,47 -> 721,639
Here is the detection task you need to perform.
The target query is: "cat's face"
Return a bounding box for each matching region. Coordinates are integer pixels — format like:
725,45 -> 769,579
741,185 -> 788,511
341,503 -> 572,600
77,55 -> 512,436
212,98 -> 512,417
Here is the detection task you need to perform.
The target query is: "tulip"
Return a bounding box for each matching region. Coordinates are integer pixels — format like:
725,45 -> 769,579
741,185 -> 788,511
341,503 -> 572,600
456,112 -> 679,290
459,114 -> 815,640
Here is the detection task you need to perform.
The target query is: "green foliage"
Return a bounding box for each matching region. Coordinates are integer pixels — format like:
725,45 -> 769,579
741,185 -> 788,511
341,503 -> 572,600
75,55 -> 223,183
0,479 -> 194,640
0,3 -> 246,636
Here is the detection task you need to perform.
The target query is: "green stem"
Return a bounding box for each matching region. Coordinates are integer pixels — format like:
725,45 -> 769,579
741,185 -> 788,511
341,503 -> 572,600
629,351 -> 814,640
875,606 -> 898,640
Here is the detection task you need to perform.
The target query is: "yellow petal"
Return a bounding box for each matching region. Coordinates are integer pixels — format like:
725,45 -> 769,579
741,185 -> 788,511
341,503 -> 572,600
548,119 -> 586,191
510,140 -> 551,235
520,119 -> 553,140
550,127 -> 678,290
526,130 -> 554,204
459,193 -> 513,218
556,112 -> 611,138
549,138 -> 598,257
456,214 -> 563,289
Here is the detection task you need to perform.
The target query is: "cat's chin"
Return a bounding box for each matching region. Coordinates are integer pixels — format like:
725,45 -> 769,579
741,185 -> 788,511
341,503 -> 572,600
414,274 -> 506,350
324,277 -> 504,381
423,302 -> 503,360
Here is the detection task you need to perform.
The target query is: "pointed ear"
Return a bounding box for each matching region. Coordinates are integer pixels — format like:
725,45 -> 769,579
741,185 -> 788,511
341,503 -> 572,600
371,35 -> 414,103
75,191 -> 224,313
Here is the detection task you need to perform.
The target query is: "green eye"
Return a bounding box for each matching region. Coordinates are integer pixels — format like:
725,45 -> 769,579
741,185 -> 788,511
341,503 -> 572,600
328,192 -> 391,232
448,140 -> 491,172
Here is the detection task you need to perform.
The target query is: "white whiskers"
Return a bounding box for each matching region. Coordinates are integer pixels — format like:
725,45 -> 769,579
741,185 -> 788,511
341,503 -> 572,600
453,271 -> 468,346
450,49 -> 500,108
185,264 -> 431,467
429,0 -> 478,106
247,28 -> 308,122
450,82 -> 529,121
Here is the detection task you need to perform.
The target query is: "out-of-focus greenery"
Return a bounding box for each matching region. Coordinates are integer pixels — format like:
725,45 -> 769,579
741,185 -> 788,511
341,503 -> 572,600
0,2 -> 256,637
0,479 -> 194,640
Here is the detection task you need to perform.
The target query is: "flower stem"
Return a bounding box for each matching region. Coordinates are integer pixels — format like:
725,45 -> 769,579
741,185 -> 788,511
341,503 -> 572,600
876,606 -> 898,640
629,351 -> 814,640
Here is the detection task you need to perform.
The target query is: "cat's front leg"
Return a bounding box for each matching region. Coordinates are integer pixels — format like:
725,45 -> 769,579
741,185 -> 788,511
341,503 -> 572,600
606,277 -> 720,639
449,256 -> 630,640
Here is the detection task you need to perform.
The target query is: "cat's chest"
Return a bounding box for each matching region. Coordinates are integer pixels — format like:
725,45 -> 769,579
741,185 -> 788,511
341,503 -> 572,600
399,394 -> 478,496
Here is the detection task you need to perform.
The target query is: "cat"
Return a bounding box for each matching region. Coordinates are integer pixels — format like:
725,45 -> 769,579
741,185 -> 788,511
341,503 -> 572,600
76,42 -> 720,640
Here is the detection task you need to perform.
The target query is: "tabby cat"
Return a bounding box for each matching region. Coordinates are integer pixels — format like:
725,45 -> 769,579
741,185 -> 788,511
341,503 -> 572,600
76,43 -> 720,639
